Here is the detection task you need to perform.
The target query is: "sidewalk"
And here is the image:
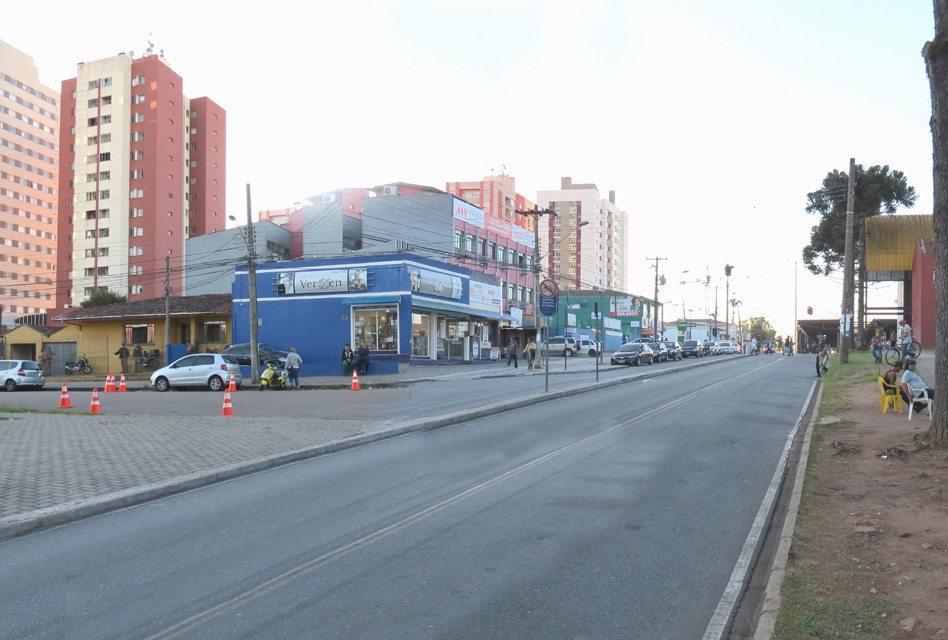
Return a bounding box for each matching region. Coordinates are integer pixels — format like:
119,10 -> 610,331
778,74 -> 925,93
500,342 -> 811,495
44,354 -> 619,390
0,353 -> 648,540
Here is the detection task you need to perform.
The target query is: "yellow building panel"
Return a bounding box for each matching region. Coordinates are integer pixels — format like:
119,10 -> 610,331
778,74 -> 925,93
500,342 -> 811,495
864,214 -> 933,272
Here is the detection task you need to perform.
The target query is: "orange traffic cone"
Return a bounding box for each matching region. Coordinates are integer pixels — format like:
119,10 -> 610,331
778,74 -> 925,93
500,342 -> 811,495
58,383 -> 73,409
104,374 -> 116,393
89,387 -> 102,413
351,370 -> 361,391
221,389 -> 234,416
119,374 -> 127,392
227,374 -> 237,393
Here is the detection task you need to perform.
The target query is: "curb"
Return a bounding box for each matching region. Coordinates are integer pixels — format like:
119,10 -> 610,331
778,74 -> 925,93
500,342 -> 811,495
0,354 -> 727,541
752,383 -> 823,639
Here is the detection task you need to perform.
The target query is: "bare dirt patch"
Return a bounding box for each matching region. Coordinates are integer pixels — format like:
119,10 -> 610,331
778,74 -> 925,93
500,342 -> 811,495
776,380 -> 948,639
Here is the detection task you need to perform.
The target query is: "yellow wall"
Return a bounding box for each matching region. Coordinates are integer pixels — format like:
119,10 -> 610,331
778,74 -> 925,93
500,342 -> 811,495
3,316 -> 230,373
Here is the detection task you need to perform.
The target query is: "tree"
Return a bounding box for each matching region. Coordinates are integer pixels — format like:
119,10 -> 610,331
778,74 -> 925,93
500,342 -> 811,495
746,316 -> 776,342
924,0 -> 948,447
80,290 -> 127,308
803,164 -> 917,341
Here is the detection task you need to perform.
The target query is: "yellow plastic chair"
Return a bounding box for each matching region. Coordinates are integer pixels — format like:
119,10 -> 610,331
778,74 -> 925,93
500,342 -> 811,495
878,377 -> 904,414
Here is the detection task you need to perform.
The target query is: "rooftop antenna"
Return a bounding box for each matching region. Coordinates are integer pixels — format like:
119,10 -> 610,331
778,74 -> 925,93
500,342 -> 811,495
145,33 -> 155,56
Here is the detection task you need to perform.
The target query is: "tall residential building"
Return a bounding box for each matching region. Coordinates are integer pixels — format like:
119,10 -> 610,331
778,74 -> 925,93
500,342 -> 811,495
536,176 -> 628,293
0,40 -> 59,327
55,52 -> 225,310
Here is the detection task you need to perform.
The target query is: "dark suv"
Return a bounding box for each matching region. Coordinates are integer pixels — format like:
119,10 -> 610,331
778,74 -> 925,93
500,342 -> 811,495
221,343 -> 289,366
681,340 -> 704,358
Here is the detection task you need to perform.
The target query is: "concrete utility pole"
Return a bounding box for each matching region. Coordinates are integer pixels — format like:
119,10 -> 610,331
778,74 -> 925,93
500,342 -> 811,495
247,184 -> 260,383
840,158 -> 856,364
516,206 -> 556,387
164,254 -> 171,365
647,257 -> 667,338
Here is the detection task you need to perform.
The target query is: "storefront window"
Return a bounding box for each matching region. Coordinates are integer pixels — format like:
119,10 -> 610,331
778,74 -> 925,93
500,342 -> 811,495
411,312 -> 429,357
353,307 -> 398,351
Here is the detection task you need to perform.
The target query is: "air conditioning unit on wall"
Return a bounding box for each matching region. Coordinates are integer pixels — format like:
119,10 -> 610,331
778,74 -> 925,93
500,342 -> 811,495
382,185 -> 398,196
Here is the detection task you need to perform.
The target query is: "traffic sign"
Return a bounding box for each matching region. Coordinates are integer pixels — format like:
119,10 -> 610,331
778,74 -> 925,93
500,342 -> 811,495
539,295 -> 558,317
539,278 -> 558,298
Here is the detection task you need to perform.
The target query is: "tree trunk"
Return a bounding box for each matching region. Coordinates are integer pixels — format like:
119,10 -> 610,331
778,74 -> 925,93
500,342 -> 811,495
924,0 -> 948,447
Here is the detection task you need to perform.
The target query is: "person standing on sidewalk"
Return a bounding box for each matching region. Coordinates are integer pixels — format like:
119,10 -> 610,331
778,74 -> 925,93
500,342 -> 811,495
115,344 -> 130,374
506,338 -> 519,368
133,344 -> 143,372
284,347 -> 303,389
522,338 -> 537,370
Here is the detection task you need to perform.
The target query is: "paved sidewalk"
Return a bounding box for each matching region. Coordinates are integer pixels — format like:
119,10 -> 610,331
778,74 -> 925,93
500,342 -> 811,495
0,353 -> 657,540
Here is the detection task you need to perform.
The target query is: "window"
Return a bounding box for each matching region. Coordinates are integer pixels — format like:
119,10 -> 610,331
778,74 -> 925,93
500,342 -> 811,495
129,285 -> 143,295
130,227 -> 144,237
352,307 -> 398,351
130,188 -> 143,198
99,152 -> 110,162
131,170 -> 143,179
124,323 -> 154,344
453,230 -> 462,250
133,94 -> 145,104
131,150 -> 144,160
411,313 -> 429,357
133,113 -> 145,123
465,234 -> 475,252
129,207 -> 144,217
131,75 -> 145,86
202,321 -> 226,343
129,246 -> 143,256
132,131 -> 144,142
85,228 -> 109,238
130,265 -> 142,275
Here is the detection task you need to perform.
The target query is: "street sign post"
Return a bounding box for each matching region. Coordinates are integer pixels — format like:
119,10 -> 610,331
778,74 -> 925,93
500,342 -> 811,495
539,278 -> 558,317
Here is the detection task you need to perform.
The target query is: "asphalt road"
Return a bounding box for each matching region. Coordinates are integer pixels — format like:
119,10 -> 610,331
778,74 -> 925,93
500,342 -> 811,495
0,355 -> 816,640
0,357 -> 706,421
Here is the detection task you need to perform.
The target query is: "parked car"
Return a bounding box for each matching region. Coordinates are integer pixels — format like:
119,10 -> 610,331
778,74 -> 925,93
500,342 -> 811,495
630,337 -> 654,344
541,336 -> 578,356
650,342 -> 669,362
663,341 -> 683,361
150,354 -> 243,392
0,359 -> 45,391
717,341 -> 734,355
610,342 -> 654,366
708,341 -> 721,355
681,340 -> 704,358
730,341 -> 742,354
576,338 -> 599,356
221,343 -> 288,366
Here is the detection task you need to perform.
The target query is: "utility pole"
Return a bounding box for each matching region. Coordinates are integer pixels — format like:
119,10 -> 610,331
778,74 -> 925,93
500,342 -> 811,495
724,264 -> 734,339
840,158 -> 856,364
647,257 -> 667,338
516,206 -> 556,391
164,254 -> 171,365
247,183 -> 260,383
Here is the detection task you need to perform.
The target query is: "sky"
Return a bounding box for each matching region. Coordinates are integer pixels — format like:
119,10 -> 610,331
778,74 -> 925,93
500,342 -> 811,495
2,0 -> 937,337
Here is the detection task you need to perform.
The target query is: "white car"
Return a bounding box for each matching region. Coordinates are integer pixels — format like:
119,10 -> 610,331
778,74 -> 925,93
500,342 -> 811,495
150,354 -> 243,391
576,339 -> 599,356
0,359 -> 46,391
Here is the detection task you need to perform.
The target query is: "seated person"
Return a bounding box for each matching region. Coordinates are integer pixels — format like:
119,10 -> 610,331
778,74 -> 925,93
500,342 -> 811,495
884,361 -> 912,405
900,358 -> 935,410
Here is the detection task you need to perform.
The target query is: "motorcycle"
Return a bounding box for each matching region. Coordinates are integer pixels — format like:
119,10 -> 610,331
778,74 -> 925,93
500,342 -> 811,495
64,355 -> 92,375
141,349 -> 162,370
259,361 -> 288,390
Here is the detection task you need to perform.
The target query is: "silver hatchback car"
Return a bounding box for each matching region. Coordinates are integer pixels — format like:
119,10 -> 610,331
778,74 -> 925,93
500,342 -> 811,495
0,359 -> 46,391
150,354 -> 242,391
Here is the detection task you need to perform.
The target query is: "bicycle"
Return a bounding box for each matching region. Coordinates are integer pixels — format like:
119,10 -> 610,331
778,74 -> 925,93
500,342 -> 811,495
884,341 -> 922,366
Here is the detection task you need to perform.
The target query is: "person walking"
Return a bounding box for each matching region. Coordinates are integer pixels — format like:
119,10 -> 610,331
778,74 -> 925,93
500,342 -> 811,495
816,346 -> 829,378
898,319 -> 913,361
869,335 -> 883,364
506,338 -> 519,368
115,344 -> 130,374
522,338 -> 537,370
750,337 -> 758,355
284,347 -> 303,389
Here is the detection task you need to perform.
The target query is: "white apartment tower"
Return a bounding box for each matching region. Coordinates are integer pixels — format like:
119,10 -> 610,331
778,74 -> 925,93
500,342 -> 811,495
536,177 -> 628,292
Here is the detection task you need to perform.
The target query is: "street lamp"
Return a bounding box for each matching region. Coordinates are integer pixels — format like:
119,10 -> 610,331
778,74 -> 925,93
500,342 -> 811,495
228,183 -> 260,383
